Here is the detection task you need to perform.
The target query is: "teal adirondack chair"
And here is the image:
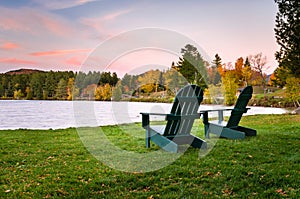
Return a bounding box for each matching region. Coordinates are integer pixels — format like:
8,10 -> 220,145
140,84 -> 207,153
201,85 -> 257,139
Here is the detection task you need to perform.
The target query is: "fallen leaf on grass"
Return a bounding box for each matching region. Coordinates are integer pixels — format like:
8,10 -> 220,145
276,188 -> 287,196
47,156 -> 54,160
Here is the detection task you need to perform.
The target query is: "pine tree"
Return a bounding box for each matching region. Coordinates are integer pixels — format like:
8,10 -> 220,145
274,0 -> 300,82
56,78 -> 68,100
211,54 -> 222,85
112,81 -> 122,101
176,44 -> 208,88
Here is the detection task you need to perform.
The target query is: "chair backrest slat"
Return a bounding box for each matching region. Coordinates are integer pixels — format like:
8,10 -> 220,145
226,86 -> 253,127
164,84 -> 203,137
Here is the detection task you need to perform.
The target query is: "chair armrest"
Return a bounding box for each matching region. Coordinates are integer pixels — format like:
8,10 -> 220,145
140,112 -> 201,128
200,109 -> 231,122
140,112 -> 168,128
199,107 -> 251,123
199,107 -> 251,114
235,107 -> 250,113
140,112 -> 168,116
199,108 -> 233,113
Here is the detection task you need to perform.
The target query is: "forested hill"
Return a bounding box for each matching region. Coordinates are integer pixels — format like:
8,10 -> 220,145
6,68 -> 44,75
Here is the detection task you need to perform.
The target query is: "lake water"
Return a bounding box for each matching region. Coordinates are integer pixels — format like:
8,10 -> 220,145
0,100 -> 288,130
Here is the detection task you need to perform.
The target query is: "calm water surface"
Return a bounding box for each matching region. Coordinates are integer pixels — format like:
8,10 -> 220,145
0,100 -> 288,130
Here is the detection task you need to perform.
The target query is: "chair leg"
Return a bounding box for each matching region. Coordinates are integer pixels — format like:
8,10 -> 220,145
235,126 -> 257,136
146,129 -> 150,148
220,128 -> 245,139
150,132 -> 178,153
191,136 -> 207,149
202,112 -> 210,139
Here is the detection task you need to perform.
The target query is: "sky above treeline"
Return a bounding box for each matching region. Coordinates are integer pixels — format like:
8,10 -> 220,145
0,0 -> 278,77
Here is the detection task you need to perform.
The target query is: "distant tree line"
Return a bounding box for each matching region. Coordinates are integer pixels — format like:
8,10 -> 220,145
0,70 -> 119,100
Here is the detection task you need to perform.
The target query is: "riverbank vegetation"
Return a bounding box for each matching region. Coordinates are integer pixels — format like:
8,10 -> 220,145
1,114 -> 299,198
1,66 -> 298,108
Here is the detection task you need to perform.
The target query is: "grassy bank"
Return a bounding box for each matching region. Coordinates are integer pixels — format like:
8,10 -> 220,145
1,114 -> 299,198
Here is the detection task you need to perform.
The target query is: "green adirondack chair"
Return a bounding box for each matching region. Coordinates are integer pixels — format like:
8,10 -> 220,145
140,84 -> 207,153
201,85 -> 257,139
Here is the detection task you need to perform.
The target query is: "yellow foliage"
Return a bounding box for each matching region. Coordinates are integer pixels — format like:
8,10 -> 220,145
13,89 -> 23,100
95,84 -> 112,101
67,78 -> 79,100
221,71 -> 238,105
285,77 -> 300,107
203,88 -> 212,104
242,65 -> 252,86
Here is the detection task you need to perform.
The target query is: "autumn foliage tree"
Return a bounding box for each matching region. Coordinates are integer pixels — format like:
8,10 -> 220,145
248,53 -> 269,98
67,78 -> 80,100
221,70 -> 238,105
234,57 -> 244,85
285,77 -> 300,107
94,84 -> 112,101
241,57 -> 252,86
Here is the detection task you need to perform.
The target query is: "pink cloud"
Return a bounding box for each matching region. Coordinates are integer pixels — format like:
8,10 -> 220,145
0,42 -> 20,50
65,56 -> 85,66
38,13 -> 74,37
0,58 -> 37,65
30,49 -> 91,56
80,9 -> 132,33
0,7 -> 74,37
81,48 -> 177,77
102,9 -> 132,21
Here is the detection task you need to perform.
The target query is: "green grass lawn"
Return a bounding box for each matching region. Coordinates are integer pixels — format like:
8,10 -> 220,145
253,88 -> 285,99
1,114 -> 299,198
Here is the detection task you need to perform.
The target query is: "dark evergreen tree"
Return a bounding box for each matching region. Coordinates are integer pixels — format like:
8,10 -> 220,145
244,57 -> 251,67
211,54 -> 222,85
75,72 -> 87,92
30,72 -> 45,100
121,73 -> 131,93
176,44 -> 208,88
55,78 -> 68,99
111,72 -> 119,86
213,54 -> 222,68
274,0 -> 300,82
44,71 -> 57,98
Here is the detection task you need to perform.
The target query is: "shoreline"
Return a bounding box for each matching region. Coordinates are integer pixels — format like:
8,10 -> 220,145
0,112 -> 291,131
0,96 -> 298,108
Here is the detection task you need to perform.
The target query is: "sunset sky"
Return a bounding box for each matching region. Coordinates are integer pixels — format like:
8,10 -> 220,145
0,0 -> 278,77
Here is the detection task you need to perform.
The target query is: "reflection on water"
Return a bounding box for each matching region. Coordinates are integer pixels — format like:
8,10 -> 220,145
0,100 -> 288,130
